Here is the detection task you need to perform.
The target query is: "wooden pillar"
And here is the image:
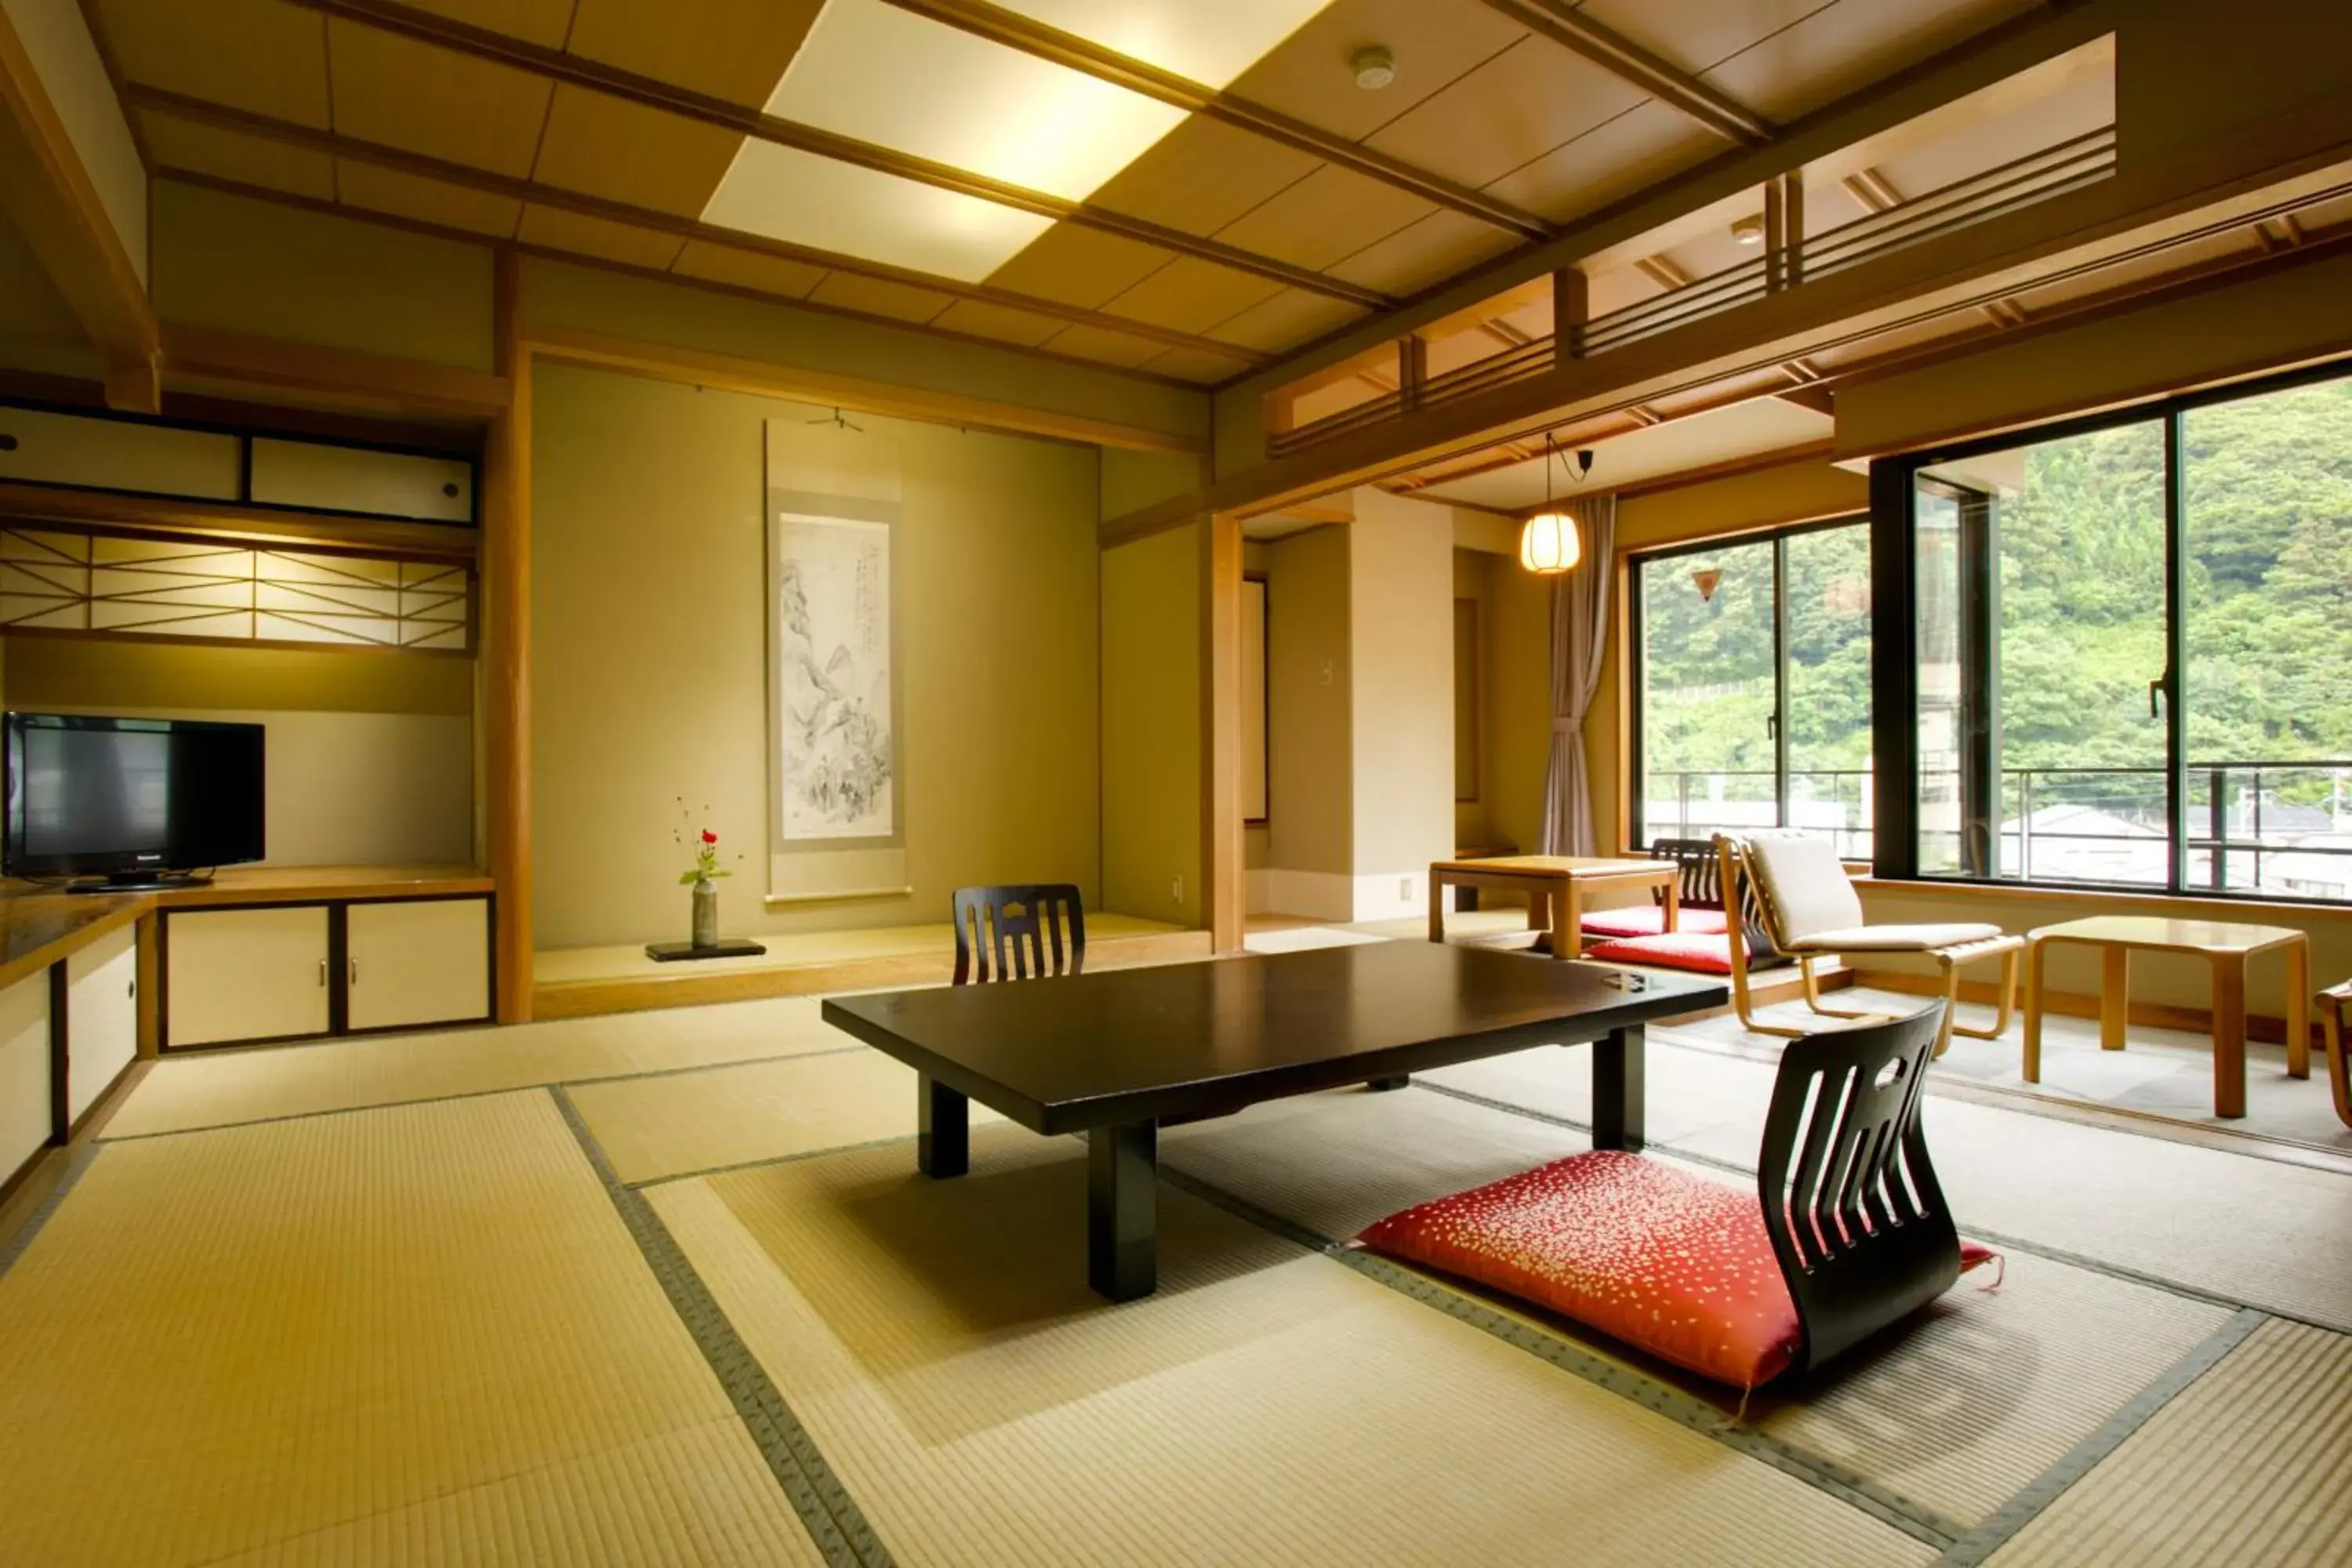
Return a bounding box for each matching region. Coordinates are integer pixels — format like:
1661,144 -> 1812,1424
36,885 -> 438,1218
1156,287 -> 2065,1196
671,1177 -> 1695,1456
1780,171 -> 1806,288
485,250 -> 534,1022
1552,267 -> 1588,363
1203,510 -> 1245,954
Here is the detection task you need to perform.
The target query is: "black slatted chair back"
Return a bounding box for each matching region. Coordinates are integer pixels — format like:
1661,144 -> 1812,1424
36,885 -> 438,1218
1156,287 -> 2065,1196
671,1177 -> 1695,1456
1656,834 -> 1783,963
952,884 -> 1087,985
1756,1004 -> 1961,1376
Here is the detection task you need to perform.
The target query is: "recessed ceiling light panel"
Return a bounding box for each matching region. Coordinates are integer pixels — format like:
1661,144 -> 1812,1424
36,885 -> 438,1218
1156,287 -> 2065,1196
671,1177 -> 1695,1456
998,0 -> 1334,89
702,140 -> 1054,282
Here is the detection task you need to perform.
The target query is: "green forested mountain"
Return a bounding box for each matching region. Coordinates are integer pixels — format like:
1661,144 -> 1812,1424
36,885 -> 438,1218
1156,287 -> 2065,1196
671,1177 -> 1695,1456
1638,374 -> 2352,818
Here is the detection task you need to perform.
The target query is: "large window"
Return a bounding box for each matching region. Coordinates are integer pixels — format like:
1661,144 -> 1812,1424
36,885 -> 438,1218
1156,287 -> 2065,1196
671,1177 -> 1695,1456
1878,366 -> 2352,900
1632,518 -> 1872,856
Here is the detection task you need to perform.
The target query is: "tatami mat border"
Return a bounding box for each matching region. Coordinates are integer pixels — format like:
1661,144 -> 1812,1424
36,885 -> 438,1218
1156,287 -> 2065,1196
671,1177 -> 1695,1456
1931,1308 -> 2268,1566
548,1086 -> 896,1568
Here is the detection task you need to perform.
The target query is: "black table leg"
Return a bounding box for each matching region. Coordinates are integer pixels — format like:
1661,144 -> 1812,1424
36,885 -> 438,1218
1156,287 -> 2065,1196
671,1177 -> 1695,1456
1087,1120 -> 1158,1301
918,1075 -> 968,1178
1367,1075 -> 1410,1091
1592,1024 -> 1646,1152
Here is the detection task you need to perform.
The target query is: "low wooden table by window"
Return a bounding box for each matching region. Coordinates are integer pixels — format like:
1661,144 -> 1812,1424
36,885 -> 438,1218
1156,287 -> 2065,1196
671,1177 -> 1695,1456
1428,855 -> 1677,960
2022,916 -> 2310,1119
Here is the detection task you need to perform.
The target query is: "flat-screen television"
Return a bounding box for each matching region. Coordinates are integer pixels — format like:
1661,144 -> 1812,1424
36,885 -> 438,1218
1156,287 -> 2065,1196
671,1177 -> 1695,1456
4,713 -> 265,891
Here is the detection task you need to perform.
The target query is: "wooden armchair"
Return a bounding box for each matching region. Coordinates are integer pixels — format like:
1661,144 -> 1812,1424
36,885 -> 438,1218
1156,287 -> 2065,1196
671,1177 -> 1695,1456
951,884 -> 1086,985
1715,831 -> 2022,1058
2314,981 -> 2352,1127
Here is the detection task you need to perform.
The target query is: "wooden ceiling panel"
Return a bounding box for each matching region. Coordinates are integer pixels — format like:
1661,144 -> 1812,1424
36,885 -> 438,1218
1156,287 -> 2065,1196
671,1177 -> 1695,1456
1214,165 -> 1436,274
517,206 -> 688,270
1128,347 -> 1243,385
1028,324 -> 1174,371
1229,0 -> 1530,142
140,110 -> 336,201
529,85 -> 743,217
93,0 -> 332,127
669,241 -> 829,300
982,223 -> 1177,311
566,0 -> 826,108
1088,116 -> 1319,239
925,300 -> 1067,350
394,0 -> 580,49
1207,288 -> 1366,353
1483,100 -> 1719,223
336,162 -> 524,236
1577,0 -> 1831,78
325,19 -> 554,178
1364,37 -> 1650,192
807,273 -> 959,325
1702,0 -> 2040,124
1098,256 -> 1283,336
1325,209 -> 1519,297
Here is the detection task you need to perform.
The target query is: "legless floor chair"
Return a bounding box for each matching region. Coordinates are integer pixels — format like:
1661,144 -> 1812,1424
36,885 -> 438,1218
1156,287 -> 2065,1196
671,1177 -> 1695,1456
1715,832 -> 2022,1057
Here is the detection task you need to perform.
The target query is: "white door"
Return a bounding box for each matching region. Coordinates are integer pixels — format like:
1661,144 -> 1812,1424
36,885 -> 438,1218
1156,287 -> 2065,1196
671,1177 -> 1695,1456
167,907 -> 331,1047
346,899 -> 489,1033
0,970 -> 52,1182
66,925 -> 138,1124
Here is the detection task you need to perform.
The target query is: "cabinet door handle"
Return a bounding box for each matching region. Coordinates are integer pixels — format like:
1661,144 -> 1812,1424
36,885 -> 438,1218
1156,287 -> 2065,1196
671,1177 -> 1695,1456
349,957 -> 359,986
318,958 -> 328,987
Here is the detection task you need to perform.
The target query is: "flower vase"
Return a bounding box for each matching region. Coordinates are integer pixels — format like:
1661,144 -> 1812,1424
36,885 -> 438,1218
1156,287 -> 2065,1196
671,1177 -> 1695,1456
691,877 -> 718,950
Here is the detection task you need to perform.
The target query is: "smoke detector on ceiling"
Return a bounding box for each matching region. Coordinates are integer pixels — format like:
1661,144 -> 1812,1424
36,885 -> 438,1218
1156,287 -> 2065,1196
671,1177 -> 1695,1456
1351,45 -> 1396,91
1732,213 -> 1767,247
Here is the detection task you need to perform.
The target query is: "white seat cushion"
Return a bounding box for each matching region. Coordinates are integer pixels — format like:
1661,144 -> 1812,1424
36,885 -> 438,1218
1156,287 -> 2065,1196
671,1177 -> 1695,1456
1782,923 -> 2007,953
1740,832 -> 1864,945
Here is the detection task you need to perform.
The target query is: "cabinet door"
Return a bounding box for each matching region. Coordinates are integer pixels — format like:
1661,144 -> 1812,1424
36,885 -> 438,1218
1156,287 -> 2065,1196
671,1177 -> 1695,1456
166,907 -> 331,1047
346,899 -> 489,1032
66,925 -> 138,1124
0,970 -> 51,1183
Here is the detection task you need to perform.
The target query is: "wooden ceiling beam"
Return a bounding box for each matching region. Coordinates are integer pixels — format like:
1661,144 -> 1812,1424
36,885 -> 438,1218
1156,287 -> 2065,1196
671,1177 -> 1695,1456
129,86 -> 1270,368
0,4 -> 159,411
877,0 -> 1552,241
269,0 -> 1388,310
1479,0 -> 1773,146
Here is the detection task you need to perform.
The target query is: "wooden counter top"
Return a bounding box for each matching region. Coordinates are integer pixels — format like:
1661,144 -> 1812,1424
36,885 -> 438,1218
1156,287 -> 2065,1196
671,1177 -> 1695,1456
0,865 -> 491,993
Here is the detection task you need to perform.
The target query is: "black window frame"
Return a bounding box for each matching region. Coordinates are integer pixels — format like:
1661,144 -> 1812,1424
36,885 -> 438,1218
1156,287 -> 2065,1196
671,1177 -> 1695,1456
1628,511 -> 1871,857
1868,356 -> 2352,902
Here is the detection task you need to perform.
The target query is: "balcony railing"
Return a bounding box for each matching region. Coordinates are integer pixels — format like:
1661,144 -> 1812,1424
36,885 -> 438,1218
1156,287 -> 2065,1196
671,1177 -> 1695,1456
1642,760 -> 2352,899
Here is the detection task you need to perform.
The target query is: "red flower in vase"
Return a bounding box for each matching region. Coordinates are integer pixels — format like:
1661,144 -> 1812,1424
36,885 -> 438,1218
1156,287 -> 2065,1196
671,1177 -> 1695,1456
701,829 -> 717,844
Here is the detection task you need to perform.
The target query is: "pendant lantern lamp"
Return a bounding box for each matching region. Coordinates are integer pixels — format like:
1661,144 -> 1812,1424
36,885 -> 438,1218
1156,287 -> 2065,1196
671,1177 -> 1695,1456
1519,434 -> 1583,575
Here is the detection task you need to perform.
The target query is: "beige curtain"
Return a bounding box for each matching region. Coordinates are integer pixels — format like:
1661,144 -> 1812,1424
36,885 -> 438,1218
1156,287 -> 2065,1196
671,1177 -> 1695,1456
1541,495 -> 1616,855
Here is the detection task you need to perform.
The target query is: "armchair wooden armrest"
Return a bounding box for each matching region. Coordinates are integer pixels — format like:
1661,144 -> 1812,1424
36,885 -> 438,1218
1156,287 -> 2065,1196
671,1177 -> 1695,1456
2318,982 -> 2352,1129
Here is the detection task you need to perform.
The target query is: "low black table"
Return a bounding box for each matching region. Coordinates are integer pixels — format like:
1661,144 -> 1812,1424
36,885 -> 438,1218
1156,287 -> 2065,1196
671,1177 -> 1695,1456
820,941 -> 1726,1301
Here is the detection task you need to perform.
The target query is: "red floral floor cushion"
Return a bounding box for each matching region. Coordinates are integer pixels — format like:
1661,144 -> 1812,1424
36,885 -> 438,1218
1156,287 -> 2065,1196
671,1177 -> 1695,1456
1579,907 -> 1730,940
1357,1150 -> 1996,1391
1583,931 -> 1737,975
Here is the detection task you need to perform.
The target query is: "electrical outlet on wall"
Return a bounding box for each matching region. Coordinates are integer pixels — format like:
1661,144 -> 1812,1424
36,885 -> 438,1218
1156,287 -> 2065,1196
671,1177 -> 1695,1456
1172,874 -> 1185,904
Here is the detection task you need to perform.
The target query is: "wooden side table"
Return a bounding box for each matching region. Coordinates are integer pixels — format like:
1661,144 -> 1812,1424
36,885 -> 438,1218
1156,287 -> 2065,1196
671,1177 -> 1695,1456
1428,855 -> 1676,961
2021,916 -> 2310,1119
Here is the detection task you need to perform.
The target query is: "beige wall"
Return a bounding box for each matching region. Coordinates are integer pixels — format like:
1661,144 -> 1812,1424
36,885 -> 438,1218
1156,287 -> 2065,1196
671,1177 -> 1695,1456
2,637 -> 474,866
1452,545 -> 1490,850
1349,490 -> 1454,917
531,361 -> 1102,949
1103,448 -> 1207,520
1100,521 -> 1200,925
1260,523 -> 1351,912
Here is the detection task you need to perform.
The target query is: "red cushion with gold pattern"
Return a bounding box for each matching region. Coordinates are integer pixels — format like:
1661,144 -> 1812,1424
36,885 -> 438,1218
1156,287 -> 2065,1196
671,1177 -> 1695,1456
1583,931 -> 1737,975
1357,1151 -> 1995,1390
1580,907 -> 1730,939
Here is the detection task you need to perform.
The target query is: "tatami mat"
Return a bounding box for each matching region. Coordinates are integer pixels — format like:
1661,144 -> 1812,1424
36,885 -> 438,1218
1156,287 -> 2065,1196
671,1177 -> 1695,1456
568,1047 -> 1000,1185
104,996 -> 850,1139
1988,1317 -> 2352,1566
653,1127 -> 1934,1567
0,1091 -> 822,1566
1163,1083 -> 2230,1532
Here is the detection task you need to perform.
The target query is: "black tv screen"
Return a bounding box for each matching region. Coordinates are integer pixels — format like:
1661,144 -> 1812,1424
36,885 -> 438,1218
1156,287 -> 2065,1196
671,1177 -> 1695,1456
5,713 -> 264,881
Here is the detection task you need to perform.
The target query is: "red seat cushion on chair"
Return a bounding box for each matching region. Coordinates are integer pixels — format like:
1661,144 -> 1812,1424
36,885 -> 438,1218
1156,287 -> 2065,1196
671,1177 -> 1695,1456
1583,931 -> 1737,975
1580,907 -> 1730,940
1357,1151 -> 1995,1391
